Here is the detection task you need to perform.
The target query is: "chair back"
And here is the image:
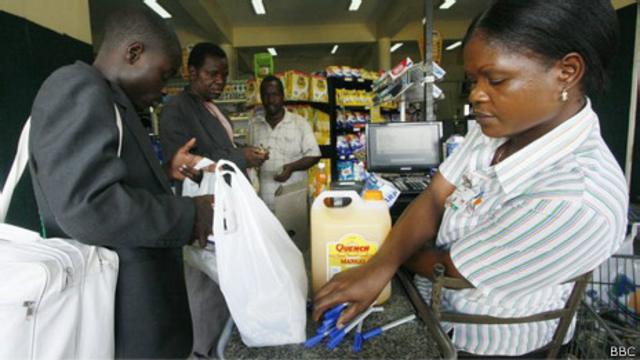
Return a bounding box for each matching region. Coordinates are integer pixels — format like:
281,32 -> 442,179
430,263 -> 591,359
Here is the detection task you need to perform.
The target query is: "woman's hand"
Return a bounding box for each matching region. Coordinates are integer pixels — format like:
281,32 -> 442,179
313,172 -> 455,327
312,262 -> 395,327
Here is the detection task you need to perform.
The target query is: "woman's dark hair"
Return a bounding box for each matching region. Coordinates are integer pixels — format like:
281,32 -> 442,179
463,0 -> 619,95
259,75 -> 284,95
187,43 -> 227,70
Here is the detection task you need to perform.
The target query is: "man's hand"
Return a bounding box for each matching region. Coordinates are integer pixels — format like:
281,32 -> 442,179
191,195 -> 214,248
167,138 -> 203,181
242,146 -> 269,168
274,164 -> 294,182
312,262 -> 394,327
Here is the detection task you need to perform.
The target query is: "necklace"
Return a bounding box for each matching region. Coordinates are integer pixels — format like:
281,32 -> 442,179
493,141 -> 510,165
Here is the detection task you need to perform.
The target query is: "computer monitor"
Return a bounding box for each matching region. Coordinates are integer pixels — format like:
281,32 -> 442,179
366,122 -> 442,173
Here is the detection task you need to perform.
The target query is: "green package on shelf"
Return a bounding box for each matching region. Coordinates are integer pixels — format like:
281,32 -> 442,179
254,53 -> 274,79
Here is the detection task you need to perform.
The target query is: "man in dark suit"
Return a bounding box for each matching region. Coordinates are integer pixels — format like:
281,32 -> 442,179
159,43 -> 267,358
160,43 -> 267,174
28,8 -> 212,359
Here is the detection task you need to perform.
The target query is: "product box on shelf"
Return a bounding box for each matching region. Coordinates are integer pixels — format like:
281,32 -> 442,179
309,75 -> 329,103
325,66 -> 380,81
314,111 -> 331,145
245,78 -> 262,106
336,89 -> 373,107
285,70 -> 310,101
418,29 -> 443,64
218,80 -> 247,101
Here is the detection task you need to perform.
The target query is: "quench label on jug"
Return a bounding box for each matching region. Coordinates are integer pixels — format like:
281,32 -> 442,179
327,234 -> 378,281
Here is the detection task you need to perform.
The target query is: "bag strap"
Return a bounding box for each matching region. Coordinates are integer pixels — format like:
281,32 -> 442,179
115,104 -> 123,157
0,118 -> 31,222
0,104 -> 123,223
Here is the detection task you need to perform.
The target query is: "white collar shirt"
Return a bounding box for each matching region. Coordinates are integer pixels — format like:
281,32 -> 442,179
415,99 -> 628,356
249,110 -> 321,210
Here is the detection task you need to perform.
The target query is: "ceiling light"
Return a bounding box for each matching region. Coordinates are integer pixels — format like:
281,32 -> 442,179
349,0 -> 362,11
251,0 -> 266,15
143,0 -> 172,18
390,42 -> 403,53
445,41 -> 462,51
267,47 -> 277,56
331,45 -> 339,54
439,0 -> 456,10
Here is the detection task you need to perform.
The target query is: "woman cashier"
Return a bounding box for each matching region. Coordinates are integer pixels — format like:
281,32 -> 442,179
313,0 -> 628,357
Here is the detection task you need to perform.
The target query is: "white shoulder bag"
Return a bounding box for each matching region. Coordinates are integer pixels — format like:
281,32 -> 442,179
0,106 -> 121,359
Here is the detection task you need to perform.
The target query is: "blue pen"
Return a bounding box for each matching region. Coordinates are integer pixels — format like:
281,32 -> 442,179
353,321 -> 364,353
305,303 -> 350,348
316,318 -> 337,334
307,318 -> 341,347
352,307 -> 383,352
323,303 -> 349,320
304,327 -> 336,348
306,304 -> 350,348
362,314 -> 417,341
326,306 -> 383,350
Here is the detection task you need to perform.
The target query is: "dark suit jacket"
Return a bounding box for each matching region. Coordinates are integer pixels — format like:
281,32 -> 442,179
28,61 -> 195,359
159,89 -> 247,175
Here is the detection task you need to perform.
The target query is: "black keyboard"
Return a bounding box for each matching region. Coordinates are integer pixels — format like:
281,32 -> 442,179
390,175 -> 431,193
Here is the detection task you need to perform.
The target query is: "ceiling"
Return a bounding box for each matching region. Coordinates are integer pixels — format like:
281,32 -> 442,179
89,0 -> 493,76
90,0 -> 493,45
216,0 -> 385,27
214,0 -> 493,26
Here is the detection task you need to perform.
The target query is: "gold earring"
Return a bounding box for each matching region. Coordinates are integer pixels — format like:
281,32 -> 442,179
561,89 -> 569,102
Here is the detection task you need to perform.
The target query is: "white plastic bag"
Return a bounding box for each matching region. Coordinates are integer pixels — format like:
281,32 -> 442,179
182,157 -> 216,197
182,157 -> 219,283
213,159 -> 308,347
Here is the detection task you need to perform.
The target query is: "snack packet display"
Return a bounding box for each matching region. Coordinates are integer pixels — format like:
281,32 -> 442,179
285,71 -> 310,101
310,75 -> 329,103
245,78 -> 262,106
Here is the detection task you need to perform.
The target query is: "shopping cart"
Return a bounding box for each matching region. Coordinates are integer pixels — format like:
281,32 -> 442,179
566,254 -> 640,359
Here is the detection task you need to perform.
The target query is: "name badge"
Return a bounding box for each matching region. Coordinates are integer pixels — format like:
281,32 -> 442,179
446,173 -> 485,214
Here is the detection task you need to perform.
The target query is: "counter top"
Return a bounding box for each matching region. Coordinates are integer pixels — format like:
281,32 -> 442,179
222,278 -> 442,359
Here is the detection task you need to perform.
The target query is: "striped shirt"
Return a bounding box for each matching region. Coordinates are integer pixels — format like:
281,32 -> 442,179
249,110 -> 321,210
415,99 -> 628,356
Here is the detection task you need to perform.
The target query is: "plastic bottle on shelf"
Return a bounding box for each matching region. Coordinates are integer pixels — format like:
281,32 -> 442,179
314,162 -> 328,197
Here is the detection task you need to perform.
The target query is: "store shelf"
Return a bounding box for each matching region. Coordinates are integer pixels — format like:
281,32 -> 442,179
285,99 -> 328,105
327,77 -> 373,180
328,77 -> 373,86
336,124 -> 367,134
336,105 -> 371,111
319,145 -> 334,159
214,98 -> 247,104
229,116 -> 250,122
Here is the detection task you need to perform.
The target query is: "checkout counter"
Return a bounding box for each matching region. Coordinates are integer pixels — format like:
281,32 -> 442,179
222,273 -> 453,359
223,122 -> 452,357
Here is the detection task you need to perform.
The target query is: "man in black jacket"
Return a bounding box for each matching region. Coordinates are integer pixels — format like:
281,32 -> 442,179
28,8 -> 211,358
160,43 -> 267,177
159,42 -> 267,358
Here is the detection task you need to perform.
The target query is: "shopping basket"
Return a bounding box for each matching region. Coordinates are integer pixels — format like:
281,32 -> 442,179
566,254 -> 640,359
